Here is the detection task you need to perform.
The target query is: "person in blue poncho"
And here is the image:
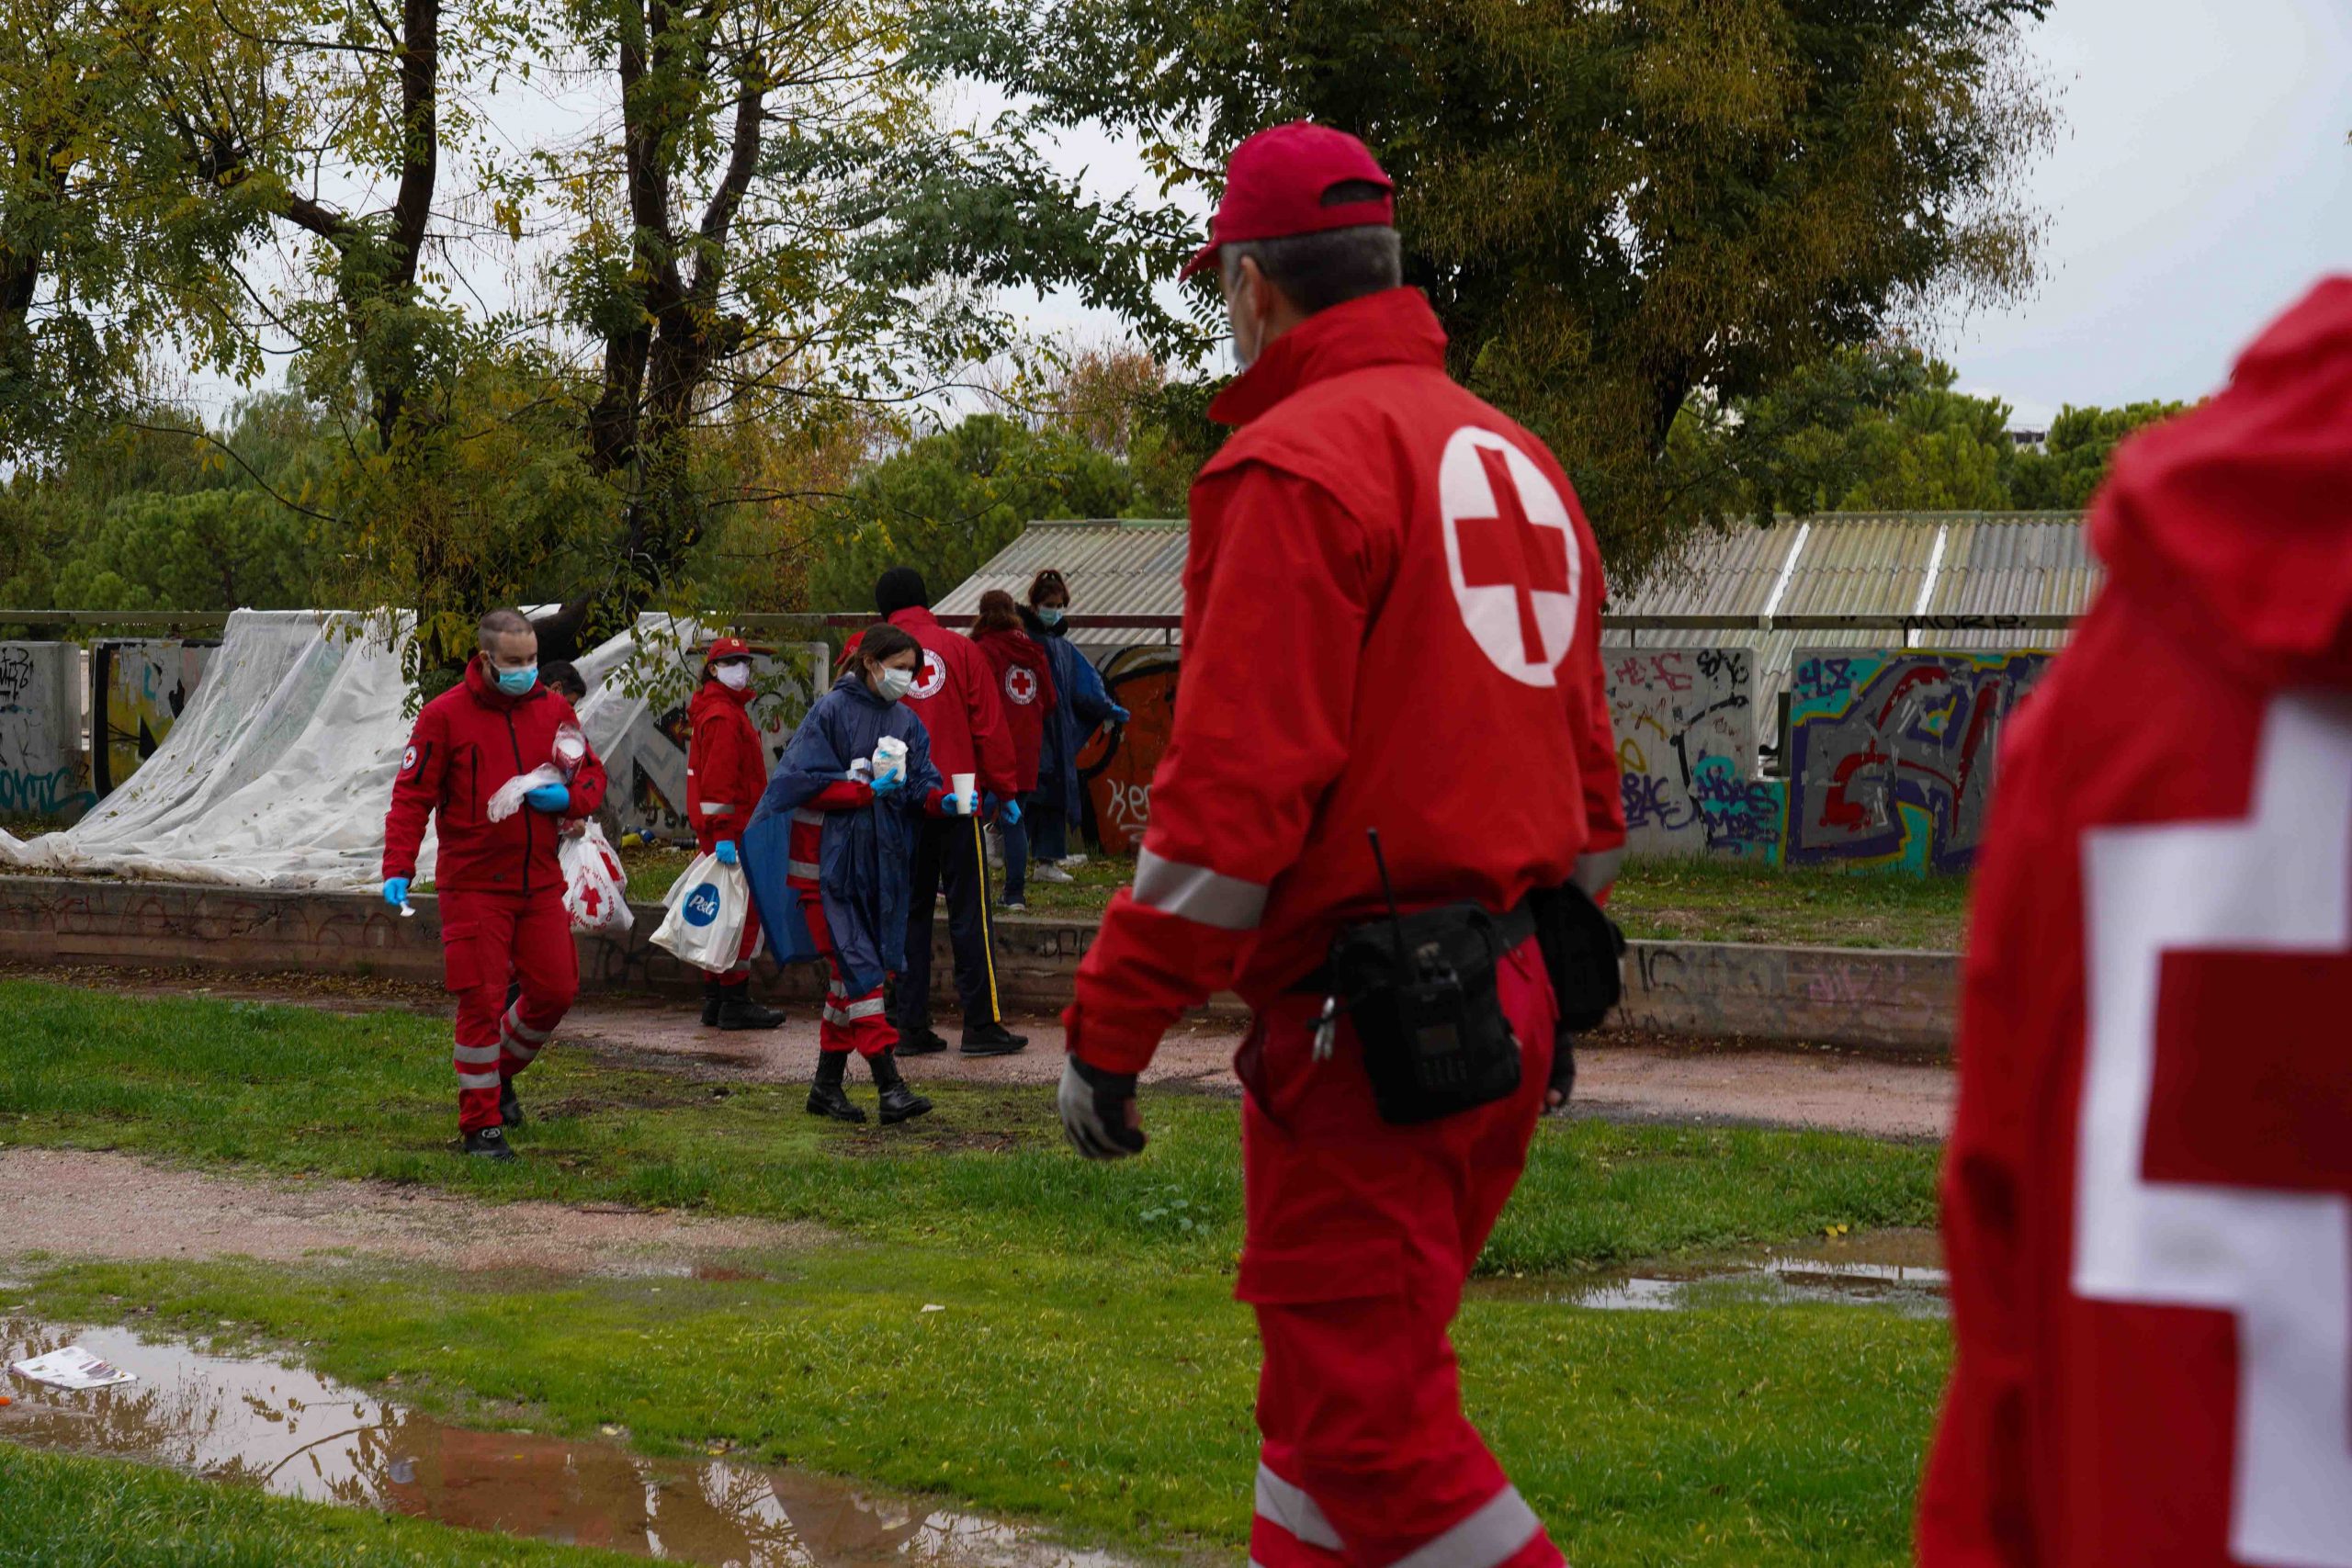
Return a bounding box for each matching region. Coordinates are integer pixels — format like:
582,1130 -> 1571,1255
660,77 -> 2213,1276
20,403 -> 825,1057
1018,570 -> 1126,885
741,623 -> 960,1124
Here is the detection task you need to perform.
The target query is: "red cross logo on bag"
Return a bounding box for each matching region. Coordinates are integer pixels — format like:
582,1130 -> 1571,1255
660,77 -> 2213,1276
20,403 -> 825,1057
910,650 -> 947,701
1439,427 -> 1581,686
1006,667 -> 1038,705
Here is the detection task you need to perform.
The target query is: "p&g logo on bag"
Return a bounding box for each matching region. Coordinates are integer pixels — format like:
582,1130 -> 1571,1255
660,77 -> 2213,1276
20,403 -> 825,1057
684,884 -> 723,928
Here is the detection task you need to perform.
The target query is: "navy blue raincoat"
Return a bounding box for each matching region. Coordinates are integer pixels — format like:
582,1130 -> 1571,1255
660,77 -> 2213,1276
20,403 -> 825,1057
744,673 -> 942,995
1021,604 -> 1114,819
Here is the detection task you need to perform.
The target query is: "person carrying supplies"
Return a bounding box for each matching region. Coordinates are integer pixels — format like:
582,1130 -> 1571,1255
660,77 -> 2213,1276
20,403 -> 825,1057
384,608 -> 613,1161
744,623 -> 947,1125
872,566 -> 1027,1057
684,636 -> 786,1031
1055,123 -> 1625,1568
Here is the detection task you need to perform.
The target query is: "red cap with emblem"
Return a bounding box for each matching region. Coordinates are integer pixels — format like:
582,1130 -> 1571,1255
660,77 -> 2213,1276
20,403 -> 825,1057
1180,121 -> 1395,282
704,636 -> 752,670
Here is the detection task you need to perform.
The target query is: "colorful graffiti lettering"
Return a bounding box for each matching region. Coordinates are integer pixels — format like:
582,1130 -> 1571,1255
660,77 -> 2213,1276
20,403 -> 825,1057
0,642 -> 94,823
93,640 -> 213,797
1079,648 -> 1177,855
1603,646 -> 1775,859
1785,647 -> 2049,874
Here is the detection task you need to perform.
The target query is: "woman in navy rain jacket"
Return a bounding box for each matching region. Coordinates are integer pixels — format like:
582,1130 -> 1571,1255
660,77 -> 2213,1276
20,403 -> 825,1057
744,624 -> 946,1123
1020,570 -> 1124,877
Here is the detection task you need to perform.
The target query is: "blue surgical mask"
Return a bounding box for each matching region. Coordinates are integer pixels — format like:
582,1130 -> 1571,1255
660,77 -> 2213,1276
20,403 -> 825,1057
1037,607 -> 1066,627
494,664 -> 537,695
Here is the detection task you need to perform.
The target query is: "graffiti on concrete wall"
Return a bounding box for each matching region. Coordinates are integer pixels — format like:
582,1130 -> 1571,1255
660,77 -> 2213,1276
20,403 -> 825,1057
1078,647 -> 1176,855
1604,647 -> 1781,859
1785,648 -> 2050,874
92,640 -> 214,797
0,643 -> 93,822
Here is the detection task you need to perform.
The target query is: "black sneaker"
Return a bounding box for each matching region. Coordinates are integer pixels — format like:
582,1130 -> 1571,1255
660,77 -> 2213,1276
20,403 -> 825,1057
898,1027 -> 950,1057
714,992 -> 787,1032
959,1021 -> 1029,1056
876,1084 -> 933,1124
499,1082 -> 524,1129
806,1083 -> 868,1123
700,978 -> 723,1027
464,1126 -> 517,1162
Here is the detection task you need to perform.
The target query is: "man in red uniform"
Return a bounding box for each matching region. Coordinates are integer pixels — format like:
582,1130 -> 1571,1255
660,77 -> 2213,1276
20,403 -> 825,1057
1919,280 -> 2352,1566
874,566 -> 1028,1056
383,609 -> 611,1160
684,636 -> 785,1031
1057,124 -> 1623,1568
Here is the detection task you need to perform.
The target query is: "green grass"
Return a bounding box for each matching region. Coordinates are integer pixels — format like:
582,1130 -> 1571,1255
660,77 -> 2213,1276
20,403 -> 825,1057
617,842 -> 697,904
0,977 -> 1952,1564
0,1441 -> 642,1566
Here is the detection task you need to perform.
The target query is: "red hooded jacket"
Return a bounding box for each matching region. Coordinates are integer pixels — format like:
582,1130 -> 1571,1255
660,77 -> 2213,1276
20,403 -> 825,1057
685,656 -> 769,854
1064,288 -> 1625,1075
971,624 -> 1058,794
888,605 -> 1017,797
1920,277 -> 2352,1567
383,656 -> 610,896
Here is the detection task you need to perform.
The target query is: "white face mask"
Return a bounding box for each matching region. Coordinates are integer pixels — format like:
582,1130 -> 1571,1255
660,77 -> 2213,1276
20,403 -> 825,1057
876,666 -> 915,702
715,661 -> 752,691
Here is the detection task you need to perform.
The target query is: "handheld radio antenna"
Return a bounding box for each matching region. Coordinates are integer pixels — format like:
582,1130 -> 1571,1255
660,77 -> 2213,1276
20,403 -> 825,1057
1367,828 -> 1408,966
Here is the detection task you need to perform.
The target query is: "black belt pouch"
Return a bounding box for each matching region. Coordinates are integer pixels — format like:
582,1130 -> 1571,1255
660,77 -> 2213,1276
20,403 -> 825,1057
1326,903 -> 1521,1126
1528,882 -> 1627,1033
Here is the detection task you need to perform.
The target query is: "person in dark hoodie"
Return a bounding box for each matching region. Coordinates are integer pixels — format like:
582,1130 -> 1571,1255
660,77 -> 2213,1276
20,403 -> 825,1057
741,623 -> 946,1124
1019,570 -> 1125,884
684,637 -> 786,1031
1919,276 -> 2352,1567
970,589 -> 1057,909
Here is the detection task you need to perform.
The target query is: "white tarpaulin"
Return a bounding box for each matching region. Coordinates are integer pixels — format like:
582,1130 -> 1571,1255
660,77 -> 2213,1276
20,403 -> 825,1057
0,609 -> 826,891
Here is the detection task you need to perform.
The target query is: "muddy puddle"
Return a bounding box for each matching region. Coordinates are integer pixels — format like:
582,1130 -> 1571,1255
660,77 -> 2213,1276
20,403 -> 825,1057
1477,1229 -> 1949,1317
0,1316 -> 1126,1566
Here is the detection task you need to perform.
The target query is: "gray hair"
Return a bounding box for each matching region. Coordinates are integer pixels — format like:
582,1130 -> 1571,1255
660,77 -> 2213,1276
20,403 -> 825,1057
1221,225 -> 1402,318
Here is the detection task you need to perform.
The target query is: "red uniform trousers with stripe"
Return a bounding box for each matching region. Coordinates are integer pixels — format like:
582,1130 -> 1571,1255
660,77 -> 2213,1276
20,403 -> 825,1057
1241,936 -> 1565,1568
793,885 -> 894,1058
437,887 -> 578,1133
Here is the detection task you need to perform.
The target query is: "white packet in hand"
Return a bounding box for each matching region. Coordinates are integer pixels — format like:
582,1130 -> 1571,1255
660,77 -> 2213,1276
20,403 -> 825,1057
487,762 -> 566,823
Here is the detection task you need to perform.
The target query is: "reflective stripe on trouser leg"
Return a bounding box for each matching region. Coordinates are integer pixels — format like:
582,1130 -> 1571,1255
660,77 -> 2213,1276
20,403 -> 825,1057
1252,1460 -> 1549,1568
819,960 -> 895,1058
499,1003 -> 547,1076
1250,1464 -> 1346,1568
970,817 -> 1001,1021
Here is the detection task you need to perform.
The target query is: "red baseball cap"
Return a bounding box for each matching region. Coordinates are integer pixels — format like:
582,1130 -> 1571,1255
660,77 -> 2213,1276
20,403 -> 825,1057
1180,122 -> 1395,282
704,636 -> 752,669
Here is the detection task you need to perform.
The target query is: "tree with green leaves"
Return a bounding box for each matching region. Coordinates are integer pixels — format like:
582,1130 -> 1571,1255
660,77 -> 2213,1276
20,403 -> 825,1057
2009,401 -> 2188,509
917,0 -> 2056,587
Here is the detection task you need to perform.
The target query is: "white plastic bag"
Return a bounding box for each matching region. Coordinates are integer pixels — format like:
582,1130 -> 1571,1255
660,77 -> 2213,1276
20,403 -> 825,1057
650,852 -> 750,969
872,735 -> 908,787
487,763 -> 566,823
560,821 -> 635,936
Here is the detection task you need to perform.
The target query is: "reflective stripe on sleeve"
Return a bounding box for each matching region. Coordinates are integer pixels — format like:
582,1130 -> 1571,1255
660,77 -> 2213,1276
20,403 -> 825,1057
1570,845 -> 1624,896
701,803 -> 733,816
1389,1485 -> 1544,1568
792,808 -> 824,828
788,859 -> 821,880
1253,1466 -> 1342,1551
1133,848 -> 1268,932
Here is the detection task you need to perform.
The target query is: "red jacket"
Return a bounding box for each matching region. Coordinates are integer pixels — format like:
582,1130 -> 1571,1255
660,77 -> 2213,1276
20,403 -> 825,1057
889,605 -> 1017,797
383,656 -> 610,896
971,625 -> 1058,794
1920,278 -> 2352,1567
1065,288 -> 1624,1075
685,679 -> 767,853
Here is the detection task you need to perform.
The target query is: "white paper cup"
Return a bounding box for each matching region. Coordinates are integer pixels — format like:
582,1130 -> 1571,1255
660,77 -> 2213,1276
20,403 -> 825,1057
953,772 -> 975,798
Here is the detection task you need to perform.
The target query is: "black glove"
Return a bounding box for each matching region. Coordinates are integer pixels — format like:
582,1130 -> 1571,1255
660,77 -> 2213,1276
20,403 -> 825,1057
1058,1055 -> 1146,1159
1545,1031 -> 1577,1115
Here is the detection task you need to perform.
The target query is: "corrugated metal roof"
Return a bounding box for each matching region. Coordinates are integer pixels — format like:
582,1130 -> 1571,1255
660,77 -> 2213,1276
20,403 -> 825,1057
933,519 -> 1188,618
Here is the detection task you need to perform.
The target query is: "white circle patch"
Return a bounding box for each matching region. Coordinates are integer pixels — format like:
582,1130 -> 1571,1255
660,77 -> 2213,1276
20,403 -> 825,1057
401,744 -> 419,773
1438,427 -> 1580,686
910,649 -> 947,701
1006,667 -> 1038,705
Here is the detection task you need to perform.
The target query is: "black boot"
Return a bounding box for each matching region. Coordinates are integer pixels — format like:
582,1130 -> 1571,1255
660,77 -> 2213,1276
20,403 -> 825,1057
960,1021 -> 1029,1056
868,1049 -> 933,1125
499,1080 -> 524,1129
463,1125 -> 517,1161
700,976 -> 723,1027
897,1024 -> 950,1056
806,1052 -> 866,1123
715,985 -> 787,1032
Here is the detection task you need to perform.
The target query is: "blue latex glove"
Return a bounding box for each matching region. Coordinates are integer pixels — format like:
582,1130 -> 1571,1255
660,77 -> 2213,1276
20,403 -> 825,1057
1109,705 -> 1131,724
714,840 -> 739,867
871,769 -> 905,796
1001,798 -> 1023,826
381,876 -> 410,908
526,783 -> 571,814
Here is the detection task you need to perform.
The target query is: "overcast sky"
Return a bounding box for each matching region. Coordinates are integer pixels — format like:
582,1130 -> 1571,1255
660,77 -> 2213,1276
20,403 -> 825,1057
998,0 -> 2352,430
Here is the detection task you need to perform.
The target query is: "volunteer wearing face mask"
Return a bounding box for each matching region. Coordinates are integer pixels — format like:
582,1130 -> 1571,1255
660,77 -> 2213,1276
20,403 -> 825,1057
1018,570 -> 1124,886
684,637 -> 787,1031
383,608 -> 613,1161
1057,124 -> 1626,1568
871,566 -> 1027,1057
741,624 -> 945,1123
969,590 -> 1059,910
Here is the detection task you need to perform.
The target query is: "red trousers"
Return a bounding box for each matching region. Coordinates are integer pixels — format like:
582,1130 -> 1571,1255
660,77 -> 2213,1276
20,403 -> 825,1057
797,889 -> 894,1057
706,889 -> 765,988
1239,936 -> 1564,1568
438,887 -> 578,1132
